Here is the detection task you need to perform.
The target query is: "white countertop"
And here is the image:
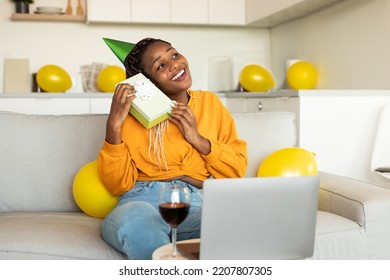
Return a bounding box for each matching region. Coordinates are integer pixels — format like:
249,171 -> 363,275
222,89 -> 390,97
222,90 -> 298,98
0,93 -> 113,98
297,89 -> 390,96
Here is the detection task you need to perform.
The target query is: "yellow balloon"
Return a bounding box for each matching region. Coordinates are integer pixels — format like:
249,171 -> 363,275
257,147 -> 318,177
97,65 -> 126,92
36,64 -> 72,92
73,161 -> 118,218
287,61 -> 318,90
239,64 -> 275,92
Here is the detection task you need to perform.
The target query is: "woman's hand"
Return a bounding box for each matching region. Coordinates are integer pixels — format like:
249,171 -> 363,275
105,83 -> 136,144
169,102 -> 211,155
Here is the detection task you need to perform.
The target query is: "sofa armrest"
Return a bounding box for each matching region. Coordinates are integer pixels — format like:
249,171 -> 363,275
318,171 -> 390,226
318,171 -> 390,258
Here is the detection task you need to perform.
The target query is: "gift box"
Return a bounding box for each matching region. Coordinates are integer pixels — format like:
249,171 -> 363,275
120,73 -> 174,129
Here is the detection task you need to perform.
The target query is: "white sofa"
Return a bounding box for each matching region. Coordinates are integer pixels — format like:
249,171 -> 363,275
1,110 -> 390,259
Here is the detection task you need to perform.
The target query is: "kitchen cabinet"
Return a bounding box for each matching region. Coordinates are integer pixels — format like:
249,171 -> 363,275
170,0 -> 246,26
246,0 -> 303,24
87,0 -> 207,25
169,0 -> 209,24
87,0 -> 131,23
11,0 -> 345,26
224,91 -> 300,143
86,0 -> 244,26
246,0 -> 345,27
85,0 -> 345,27
0,94 -> 112,115
131,0 -> 170,23
87,0 -> 209,25
209,0 -> 246,25
0,95 -> 91,115
90,96 -> 113,114
0,92 -> 223,115
225,92 -> 299,114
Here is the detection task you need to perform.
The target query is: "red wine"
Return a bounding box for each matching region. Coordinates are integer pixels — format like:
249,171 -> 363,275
159,202 -> 189,228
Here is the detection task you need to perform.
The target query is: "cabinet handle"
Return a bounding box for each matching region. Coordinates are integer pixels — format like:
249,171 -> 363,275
258,101 -> 263,111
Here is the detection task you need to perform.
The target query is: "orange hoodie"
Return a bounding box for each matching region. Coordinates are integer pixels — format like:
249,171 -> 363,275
98,90 -> 247,196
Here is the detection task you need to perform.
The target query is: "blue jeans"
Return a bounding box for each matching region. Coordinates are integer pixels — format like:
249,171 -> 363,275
101,180 -> 202,260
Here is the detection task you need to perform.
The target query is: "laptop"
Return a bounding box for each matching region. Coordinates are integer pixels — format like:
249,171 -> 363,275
178,176 -> 319,260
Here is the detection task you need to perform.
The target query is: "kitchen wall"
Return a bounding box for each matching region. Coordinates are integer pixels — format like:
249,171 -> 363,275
0,0 -> 269,92
270,0 -> 390,90
4,0 -> 388,93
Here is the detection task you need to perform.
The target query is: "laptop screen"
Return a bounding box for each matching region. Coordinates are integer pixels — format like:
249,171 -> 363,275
198,176 -> 319,260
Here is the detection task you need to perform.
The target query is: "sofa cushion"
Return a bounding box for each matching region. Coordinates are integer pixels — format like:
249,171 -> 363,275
312,211 -> 366,259
0,112 -> 107,212
232,112 -> 297,177
0,212 -> 125,259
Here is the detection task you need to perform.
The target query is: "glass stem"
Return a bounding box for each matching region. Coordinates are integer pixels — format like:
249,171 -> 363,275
172,227 -> 178,258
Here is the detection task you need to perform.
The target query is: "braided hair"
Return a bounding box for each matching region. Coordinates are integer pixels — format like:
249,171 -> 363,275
124,37 -> 171,78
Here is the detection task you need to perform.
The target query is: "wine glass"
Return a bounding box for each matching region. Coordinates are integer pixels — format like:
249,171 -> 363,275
158,184 -> 190,260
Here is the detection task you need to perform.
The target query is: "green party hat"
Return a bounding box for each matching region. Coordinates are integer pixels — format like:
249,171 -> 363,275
103,38 -> 135,64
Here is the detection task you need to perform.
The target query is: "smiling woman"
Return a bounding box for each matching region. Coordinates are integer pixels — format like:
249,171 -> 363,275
97,37 -> 248,260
